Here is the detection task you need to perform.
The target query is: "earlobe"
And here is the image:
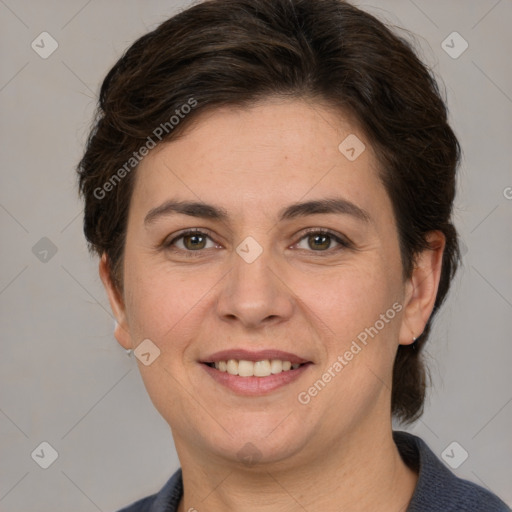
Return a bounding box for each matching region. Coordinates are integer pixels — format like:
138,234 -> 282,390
98,254 -> 133,350
399,231 -> 446,346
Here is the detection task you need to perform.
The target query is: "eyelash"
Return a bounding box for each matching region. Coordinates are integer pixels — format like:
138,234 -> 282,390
163,227 -> 353,257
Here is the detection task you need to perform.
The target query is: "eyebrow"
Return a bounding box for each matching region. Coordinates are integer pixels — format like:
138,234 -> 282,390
144,197 -> 371,226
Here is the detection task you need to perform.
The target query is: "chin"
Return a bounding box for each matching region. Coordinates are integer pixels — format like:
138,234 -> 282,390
196,416 -> 312,466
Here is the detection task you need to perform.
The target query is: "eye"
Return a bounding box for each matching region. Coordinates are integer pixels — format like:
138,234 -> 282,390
164,229 -> 218,254
162,227 -> 352,257
294,228 -> 352,253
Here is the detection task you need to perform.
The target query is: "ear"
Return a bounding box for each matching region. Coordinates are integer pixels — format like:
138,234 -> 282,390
99,253 -> 132,350
399,231 -> 446,346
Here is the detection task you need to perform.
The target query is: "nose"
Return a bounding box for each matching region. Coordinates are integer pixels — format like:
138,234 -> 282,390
215,240 -> 294,330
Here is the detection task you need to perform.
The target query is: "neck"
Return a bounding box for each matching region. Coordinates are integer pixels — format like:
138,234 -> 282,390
175,425 -> 418,512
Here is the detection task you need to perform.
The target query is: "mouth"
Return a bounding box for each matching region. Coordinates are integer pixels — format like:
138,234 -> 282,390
202,359 -> 310,377
199,349 -> 313,395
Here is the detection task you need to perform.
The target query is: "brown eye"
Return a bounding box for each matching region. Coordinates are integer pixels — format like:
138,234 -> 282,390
295,229 -> 351,253
164,229 -> 216,254
307,233 -> 332,251
182,233 -> 208,250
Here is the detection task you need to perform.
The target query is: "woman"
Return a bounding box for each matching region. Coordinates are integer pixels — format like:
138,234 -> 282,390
77,0 -> 510,510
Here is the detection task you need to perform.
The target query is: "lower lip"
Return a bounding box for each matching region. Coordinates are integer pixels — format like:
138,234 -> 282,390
201,363 -> 313,395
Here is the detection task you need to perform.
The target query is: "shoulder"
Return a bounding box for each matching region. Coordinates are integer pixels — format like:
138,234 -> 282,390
393,430 -> 511,512
115,468 -> 183,512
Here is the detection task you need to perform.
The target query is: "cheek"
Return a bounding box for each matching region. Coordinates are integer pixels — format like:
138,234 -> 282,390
311,261 -> 398,330
304,260 -> 403,397
123,258 -> 219,348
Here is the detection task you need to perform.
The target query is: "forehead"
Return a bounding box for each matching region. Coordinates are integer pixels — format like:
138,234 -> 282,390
130,98 -> 387,223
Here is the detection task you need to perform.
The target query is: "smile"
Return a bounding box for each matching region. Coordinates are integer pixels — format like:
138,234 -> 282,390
201,360 -> 313,395
205,359 -> 302,377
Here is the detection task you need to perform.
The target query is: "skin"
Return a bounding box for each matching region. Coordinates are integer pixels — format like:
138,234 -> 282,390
100,97 -> 445,511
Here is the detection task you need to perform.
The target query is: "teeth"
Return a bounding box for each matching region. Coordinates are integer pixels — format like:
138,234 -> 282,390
213,359 -> 302,377
270,359 -> 282,374
226,359 -> 238,375
238,359 -> 254,377
254,360 -> 271,377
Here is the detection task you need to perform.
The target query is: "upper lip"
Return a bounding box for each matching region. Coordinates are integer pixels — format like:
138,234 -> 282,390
201,349 -> 311,365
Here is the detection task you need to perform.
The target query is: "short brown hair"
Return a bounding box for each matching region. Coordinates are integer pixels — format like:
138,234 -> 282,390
77,0 -> 461,423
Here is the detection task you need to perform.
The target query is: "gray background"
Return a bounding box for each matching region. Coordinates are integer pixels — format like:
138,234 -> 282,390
1,0 -> 511,510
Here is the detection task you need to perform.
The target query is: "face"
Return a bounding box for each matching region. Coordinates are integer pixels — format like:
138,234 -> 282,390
102,98 -> 438,470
